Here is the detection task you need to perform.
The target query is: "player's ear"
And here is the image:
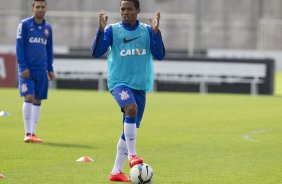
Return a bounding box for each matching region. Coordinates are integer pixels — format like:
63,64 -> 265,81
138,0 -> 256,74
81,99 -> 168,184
136,8 -> 140,14
31,5 -> 35,13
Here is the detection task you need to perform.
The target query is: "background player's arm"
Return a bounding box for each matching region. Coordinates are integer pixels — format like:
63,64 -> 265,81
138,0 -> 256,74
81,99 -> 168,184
16,21 -> 30,79
46,26 -> 54,72
46,26 -> 55,80
48,72 -> 55,80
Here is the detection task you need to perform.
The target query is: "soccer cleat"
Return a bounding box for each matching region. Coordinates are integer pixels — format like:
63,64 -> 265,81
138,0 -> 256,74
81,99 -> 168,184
31,135 -> 43,143
24,135 -> 32,143
129,155 -> 143,168
109,172 -> 130,182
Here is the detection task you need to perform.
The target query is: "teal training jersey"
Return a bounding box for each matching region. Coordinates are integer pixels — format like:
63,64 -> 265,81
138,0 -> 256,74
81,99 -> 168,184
107,22 -> 154,92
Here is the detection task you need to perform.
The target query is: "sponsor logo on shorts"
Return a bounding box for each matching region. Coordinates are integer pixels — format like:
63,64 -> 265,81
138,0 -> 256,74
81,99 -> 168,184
119,90 -> 130,101
21,83 -> 28,93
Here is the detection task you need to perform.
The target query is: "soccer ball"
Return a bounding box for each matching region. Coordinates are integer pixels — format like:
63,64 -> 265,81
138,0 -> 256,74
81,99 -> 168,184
129,163 -> 153,184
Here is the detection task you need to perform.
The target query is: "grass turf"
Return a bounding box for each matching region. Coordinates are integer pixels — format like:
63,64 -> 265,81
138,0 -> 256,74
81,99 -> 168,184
0,88 -> 282,183
275,71 -> 282,96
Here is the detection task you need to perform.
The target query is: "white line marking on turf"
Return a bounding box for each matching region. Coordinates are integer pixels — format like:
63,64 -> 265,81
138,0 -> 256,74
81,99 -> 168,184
242,128 -> 271,142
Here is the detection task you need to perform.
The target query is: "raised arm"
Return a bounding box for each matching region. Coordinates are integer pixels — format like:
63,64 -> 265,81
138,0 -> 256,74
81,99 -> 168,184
91,10 -> 112,58
148,11 -> 165,60
98,10 -> 108,32
149,11 -> 160,33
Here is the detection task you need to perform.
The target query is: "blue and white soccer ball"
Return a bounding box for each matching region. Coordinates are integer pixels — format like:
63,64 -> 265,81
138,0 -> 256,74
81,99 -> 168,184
130,163 -> 153,184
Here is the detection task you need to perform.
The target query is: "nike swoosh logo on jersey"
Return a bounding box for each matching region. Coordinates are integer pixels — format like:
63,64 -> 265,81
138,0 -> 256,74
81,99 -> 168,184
123,36 -> 141,43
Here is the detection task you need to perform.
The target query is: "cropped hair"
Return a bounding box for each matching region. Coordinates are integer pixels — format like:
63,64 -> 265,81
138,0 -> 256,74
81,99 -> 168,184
120,0 -> 140,10
33,0 -> 47,4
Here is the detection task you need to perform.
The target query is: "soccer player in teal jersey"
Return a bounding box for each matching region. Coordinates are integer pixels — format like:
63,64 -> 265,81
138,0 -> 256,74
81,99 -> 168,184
91,0 -> 165,182
16,0 -> 55,143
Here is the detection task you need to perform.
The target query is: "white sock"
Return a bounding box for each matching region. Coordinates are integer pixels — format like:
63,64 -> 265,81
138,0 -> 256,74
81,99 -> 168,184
22,102 -> 32,135
111,138 -> 128,174
124,120 -> 137,158
31,104 -> 41,135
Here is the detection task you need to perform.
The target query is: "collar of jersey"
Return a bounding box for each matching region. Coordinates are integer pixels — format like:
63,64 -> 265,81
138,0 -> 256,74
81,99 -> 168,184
31,16 -> 46,26
121,20 -> 139,31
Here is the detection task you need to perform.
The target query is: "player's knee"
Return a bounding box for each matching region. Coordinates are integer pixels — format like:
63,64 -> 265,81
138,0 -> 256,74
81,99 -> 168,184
124,103 -> 137,117
33,98 -> 41,105
117,143 -> 128,154
24,95 -> 34,103
24,96 -> 41,105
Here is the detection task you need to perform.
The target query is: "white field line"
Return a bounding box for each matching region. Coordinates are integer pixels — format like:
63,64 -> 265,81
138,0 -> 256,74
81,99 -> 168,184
242,128 -> 272,142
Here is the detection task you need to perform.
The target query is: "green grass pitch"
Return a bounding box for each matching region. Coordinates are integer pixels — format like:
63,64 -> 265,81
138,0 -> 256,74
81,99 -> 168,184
0,88 -> 282,183
275,71 -> 282,96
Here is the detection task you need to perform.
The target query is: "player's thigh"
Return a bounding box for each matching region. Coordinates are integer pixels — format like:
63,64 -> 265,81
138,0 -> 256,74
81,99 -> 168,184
18,73 -> 35,97
132,90 -> 146,127
111,85 -> 136,109
34,71 -> 48,100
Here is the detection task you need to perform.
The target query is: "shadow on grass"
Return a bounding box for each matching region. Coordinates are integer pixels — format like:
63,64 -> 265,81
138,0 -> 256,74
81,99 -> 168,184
41,142 -> 95,149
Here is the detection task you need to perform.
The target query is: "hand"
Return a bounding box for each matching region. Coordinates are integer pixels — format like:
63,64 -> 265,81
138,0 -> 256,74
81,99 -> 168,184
48,71 -> 56,80
98,10 -> 108,32
21,69 -> 30,79
149,11 -> 160,33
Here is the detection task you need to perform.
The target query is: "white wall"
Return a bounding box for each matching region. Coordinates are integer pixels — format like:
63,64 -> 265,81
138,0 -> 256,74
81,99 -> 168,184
208,49 -> 282,71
